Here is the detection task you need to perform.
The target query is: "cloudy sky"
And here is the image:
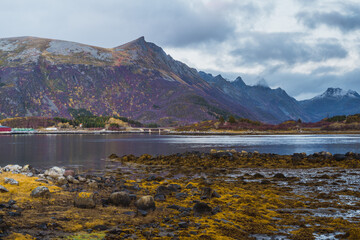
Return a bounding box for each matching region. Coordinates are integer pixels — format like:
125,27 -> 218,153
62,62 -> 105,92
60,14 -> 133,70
0,0 -> 359,100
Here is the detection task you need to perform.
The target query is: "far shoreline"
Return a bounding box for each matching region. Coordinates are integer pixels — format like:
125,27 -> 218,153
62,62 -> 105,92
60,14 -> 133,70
1,129 -> 360,135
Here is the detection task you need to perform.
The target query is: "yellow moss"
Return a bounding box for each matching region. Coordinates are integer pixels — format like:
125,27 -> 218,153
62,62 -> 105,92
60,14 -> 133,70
84,219 -> 106,229
78,192 -> 93,198
5,233 -> 35,240
0,172 -> 62,204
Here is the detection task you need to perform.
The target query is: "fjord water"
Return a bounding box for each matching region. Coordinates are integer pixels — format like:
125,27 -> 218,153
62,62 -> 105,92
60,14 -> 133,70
1,134 -> 360,169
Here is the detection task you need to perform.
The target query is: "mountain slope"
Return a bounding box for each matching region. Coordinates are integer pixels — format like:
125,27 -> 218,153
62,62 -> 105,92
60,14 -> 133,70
300,88 -> 360,121
199,72 -> 313,123
0,36 -> 258,125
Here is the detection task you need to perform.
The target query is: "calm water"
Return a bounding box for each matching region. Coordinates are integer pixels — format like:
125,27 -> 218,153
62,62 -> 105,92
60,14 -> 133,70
0,134 -> 360,169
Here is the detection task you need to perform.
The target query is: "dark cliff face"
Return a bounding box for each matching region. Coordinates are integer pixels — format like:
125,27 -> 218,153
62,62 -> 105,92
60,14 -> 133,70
299,88 -> 360,121
0,36 -> 255,125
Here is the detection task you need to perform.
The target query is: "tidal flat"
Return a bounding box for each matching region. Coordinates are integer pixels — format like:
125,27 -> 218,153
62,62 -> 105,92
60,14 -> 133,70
1,151 -> 360,239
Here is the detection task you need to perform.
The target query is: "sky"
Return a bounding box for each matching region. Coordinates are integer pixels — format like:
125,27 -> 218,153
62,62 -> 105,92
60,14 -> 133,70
0,0 -> 359,100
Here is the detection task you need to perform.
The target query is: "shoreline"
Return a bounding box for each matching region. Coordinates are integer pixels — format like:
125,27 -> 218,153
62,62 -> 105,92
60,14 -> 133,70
1,151 -> 360,239
1,129 -> 360,135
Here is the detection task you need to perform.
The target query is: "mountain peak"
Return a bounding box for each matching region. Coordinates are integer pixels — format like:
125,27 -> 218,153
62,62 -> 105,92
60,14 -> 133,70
232,76 -> 246,88
315,87 -> 360,99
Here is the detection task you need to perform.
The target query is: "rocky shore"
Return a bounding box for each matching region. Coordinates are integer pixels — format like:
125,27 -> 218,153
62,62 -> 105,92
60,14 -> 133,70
1,151 -> 360,239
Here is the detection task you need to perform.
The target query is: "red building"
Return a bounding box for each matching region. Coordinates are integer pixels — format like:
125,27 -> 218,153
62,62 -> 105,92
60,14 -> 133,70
0,126 -> 11,132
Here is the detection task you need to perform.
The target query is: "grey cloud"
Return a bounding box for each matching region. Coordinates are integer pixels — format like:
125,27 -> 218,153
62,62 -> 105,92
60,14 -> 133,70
231,33 -> 347,65
297,4 -> 360,32
0,0 -> 239,48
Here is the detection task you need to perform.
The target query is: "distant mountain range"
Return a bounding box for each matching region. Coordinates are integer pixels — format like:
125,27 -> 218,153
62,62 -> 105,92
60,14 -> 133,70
0,36 -> 359,125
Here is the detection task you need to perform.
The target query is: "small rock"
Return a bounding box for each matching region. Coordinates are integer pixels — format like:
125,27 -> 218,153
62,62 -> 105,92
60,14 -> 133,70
31,186 -> 50,198
56,177 -> 67,186
109,192 -> 131,207
334,154 -> 346,161
0,185 -> 9,193
138,209 -> 148,216
178,222 -> 189,228
22,165 -> 32,172
4,178 -> 19,186
253,173 -> 264,179
93,225 -> 109,231
154,194 -> 166,202
273,173 -> 286,179
74,192 -> 96,209
88,181 -> 98,189
135,196 -> 155,211
175,192 -> 188,200
167,184 -> 181,192
66,175 -> 75,183
78,176 -> 86,182
44,167 -> 65,179
193,202 -> 212,216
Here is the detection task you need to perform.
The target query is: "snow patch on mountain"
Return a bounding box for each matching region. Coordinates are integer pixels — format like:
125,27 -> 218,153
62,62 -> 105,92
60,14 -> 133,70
314,88 -> 360,99
46,40 -> 112,61
0,39 -> 19,51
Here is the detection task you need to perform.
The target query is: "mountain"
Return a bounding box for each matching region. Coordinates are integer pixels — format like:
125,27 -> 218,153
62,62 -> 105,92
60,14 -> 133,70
0,36 -> 257,125
1,36 -> 358,125
198,72 -> 313,123
300,88 -> 360,121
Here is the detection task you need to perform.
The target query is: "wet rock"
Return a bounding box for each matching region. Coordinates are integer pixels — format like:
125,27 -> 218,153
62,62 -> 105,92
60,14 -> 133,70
154,194 -> 166,202
156,185 -> 170,196
175,192 -> 188,200
167,184 -> 181,192
109,191 -> 131,207
31,186 -> 50,198
193,202 -> 212,216
138,209 -> 148,216
253,173 -> 264,179
273,173 -> 286,179
135,196 -> 155,211
74,192 -> 96,209
4,177 -> 19,185
0,185 -> 9,193
334,154 -> 346,161
44,167 -> 65,179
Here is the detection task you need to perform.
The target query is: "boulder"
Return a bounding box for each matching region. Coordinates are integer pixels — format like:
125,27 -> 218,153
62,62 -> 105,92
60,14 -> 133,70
44,167 -> 65,179
109,192 -> 131,207
31,186 -> 50,198
193,202 -> 212,216
135,196 -> 155,211
3,165 -> 22,173
0,185 -> 9,193
74,192 -> 96,209
64,170 -> 75,177
4,178 -> 19,186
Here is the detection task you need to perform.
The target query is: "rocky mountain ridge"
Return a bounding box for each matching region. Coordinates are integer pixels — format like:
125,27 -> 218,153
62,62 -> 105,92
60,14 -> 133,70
0,36 -> 359,125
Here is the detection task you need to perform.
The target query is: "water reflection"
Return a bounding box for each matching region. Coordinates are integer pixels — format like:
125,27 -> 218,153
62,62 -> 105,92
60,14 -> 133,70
0,134 -> 360,169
